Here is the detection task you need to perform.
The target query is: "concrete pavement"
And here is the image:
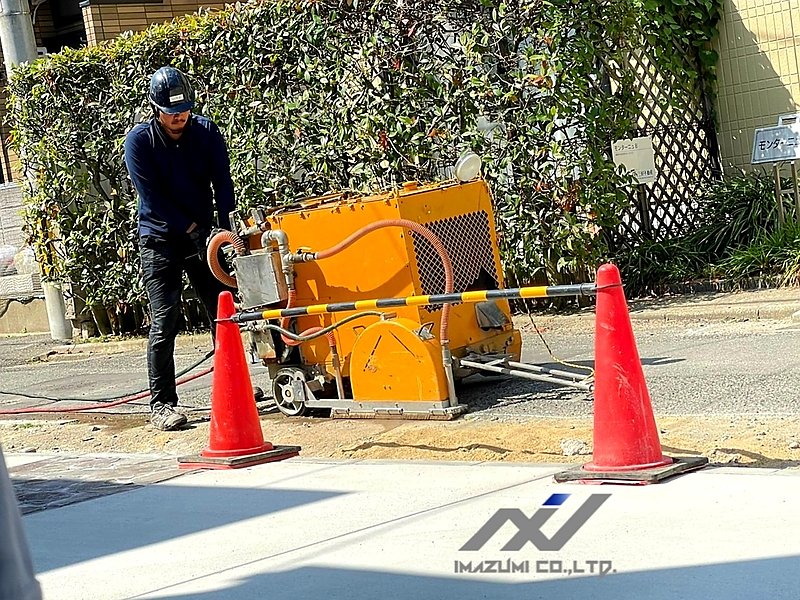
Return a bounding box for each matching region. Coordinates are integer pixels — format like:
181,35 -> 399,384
8,454 -> 800,600
0,286 -> 796,373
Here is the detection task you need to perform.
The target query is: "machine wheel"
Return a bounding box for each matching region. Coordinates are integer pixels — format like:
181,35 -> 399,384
272,368 -> 308,417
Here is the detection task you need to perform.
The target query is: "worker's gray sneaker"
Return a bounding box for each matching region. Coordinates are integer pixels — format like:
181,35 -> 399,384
150,403 -> 188,431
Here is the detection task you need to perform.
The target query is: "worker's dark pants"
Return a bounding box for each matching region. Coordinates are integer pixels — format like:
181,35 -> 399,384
140,236 -> 226,408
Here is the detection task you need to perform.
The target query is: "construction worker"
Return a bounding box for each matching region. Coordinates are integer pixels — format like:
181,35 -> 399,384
124,66 -> 235,431
0,449 -> 42,600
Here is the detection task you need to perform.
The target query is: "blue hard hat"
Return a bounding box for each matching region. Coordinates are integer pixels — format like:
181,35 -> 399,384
148,66 -> 195,114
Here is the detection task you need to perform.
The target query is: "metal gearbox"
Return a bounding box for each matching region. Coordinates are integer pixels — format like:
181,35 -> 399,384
233,251 -> 288,309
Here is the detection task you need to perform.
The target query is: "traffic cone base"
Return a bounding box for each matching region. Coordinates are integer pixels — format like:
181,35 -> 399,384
201,440 -> 274,459
554,456 -> 708,485
583,456 -> 672,473
178,291 -> 300,470
178,445 -> 301,470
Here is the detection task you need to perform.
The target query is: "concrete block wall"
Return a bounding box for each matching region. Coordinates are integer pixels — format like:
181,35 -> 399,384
0,298 -> 50,334
0,183 -> 43,299
0,184 -> 24,249
715,0 -> 800,170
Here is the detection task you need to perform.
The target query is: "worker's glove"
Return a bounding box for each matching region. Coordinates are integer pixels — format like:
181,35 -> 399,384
188,227 -> 210,261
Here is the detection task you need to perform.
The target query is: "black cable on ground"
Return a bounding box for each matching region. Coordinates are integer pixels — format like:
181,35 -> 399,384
0,349 -> 214,414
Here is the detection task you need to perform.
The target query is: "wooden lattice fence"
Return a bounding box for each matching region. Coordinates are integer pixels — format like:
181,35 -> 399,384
612,43 -> 722,246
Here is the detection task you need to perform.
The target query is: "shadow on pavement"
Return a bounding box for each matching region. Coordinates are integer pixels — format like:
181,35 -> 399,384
27,483 -> 345,572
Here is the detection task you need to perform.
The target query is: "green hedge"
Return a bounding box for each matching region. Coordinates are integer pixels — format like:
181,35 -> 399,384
8,0 -> 718,328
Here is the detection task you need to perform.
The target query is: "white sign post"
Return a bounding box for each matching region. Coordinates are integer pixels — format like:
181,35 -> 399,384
751,125 -> 800,224
612,136 -> 656,184
612,136 -> 656,237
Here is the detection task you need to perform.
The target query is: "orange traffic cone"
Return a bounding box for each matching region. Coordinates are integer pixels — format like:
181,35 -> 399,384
179,291 -> 300,470
587,263 -> 672,472
555,264 -> 706,484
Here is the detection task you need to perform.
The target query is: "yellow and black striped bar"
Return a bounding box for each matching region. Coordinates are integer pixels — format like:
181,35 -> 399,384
232,283 -> 597,323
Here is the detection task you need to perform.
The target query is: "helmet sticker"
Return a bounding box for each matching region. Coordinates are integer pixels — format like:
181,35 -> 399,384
169,94 -> 185,103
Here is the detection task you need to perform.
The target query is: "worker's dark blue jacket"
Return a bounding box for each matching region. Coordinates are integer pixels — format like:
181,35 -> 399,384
124,114 -> 235,240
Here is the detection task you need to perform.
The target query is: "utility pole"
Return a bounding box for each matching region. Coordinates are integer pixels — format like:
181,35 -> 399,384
0,0 -> 36,78
0,0 -> 72,340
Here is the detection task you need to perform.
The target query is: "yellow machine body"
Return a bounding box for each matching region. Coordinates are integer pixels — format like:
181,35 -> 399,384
239,178 -> 522,417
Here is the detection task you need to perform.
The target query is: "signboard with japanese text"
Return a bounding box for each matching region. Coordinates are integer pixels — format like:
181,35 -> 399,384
611,136 -> 656,184
751,125 -> 800,164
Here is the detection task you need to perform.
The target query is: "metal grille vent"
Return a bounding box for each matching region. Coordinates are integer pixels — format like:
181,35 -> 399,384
410,211 -> 500,310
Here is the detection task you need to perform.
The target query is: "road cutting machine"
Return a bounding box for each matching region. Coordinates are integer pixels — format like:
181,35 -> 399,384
206,177 -> 590,419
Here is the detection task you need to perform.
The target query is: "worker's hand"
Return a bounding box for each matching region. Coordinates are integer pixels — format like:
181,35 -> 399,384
188,227 -> 210,260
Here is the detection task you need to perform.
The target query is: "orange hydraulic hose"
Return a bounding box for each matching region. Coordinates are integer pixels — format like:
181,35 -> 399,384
313,219 -> 454,344
279,289 -> 299,346
207,230 -> 247,288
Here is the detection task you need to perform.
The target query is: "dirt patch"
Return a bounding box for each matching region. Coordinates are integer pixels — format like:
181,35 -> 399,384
1,412 -> 799,470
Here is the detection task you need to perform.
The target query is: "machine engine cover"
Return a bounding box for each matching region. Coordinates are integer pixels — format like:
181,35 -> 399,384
350,317 -> 448,402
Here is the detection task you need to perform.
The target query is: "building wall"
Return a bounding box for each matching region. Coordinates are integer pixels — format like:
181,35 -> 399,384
714,0 -> 800,170
33,2 -> 57,48
81,1 -> 227,46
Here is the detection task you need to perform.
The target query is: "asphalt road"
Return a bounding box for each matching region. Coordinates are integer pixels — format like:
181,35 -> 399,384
1,317 -> 799,421
462,319 -> 800,419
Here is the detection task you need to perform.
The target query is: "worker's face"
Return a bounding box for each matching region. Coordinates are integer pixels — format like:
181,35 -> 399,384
158,110 -> 190,138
